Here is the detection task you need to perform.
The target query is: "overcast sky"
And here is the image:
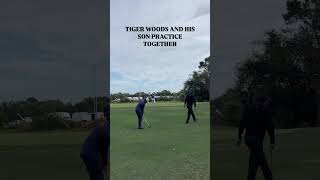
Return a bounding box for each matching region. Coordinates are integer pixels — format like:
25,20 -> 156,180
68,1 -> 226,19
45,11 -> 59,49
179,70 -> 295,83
110,0 -> 210,94
0,0 -> 289,101
0,0 -> 108,103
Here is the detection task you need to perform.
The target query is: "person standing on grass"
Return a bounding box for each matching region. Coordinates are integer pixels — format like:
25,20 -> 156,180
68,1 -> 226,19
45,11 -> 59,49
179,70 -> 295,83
80,110 -> 109,180
152,94 -> 156,103
184,90 -> 197,123
237,93 -> 275,180
135,96 -> 147,129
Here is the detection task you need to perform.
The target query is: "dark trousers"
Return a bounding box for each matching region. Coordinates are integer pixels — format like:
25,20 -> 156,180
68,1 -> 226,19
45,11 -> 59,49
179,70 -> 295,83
81,153 -> 105,180
186,106 -> 196,123
245,136 -> 273,180
136,110 -> 143,128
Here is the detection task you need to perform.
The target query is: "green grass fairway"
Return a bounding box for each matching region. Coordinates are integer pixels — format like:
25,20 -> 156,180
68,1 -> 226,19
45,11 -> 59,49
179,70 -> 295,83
110,102 -> 210,180
0,129 -> 91,180
212,127 -> 320,180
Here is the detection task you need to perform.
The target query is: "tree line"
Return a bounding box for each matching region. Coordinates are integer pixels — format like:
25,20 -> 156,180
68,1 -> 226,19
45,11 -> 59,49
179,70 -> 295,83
111,56 -> 210,103
111,90 -> 179,102
212,0 -> 320,128
0,96 -> 109,125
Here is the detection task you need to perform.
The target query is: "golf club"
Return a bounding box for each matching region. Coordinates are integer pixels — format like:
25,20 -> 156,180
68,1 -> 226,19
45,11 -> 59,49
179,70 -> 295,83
194,107 -> 197,123
143,116 -> 151,128
270,148 -> 273,173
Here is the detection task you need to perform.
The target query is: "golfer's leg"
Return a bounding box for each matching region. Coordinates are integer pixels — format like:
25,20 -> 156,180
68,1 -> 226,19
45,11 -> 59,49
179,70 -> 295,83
96,158 -> 106,180
135,111 -> 139,128
81,155 -> 100,180
245,136 -> 259,180
81,154 -> 90,174
88,168 -> 106,180
191,109 -> 196,122
138,116 -> 142,128
138,111 -> 143,128
247,148 -> 259,180
136,111 -> 142,128
95,170 -> 105,180
186,108 -> 191,123
256,147 -> 273,180
89,170 -> 99,180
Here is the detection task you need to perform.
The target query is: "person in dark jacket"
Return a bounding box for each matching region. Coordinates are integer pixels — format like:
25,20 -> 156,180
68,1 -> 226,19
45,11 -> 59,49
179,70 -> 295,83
184,91 -> 197,123
135,97 -> 147,129
80,114 -> 109,180
237,94 -> 275,180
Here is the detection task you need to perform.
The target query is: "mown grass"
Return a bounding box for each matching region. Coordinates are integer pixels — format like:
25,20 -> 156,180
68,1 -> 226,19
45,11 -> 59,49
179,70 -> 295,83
110,102 -> 210,180
212,127 -> 320,180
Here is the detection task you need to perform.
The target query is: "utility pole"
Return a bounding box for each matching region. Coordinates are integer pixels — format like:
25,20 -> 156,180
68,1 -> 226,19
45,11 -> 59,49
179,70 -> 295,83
92,64 -> 97,120
139,80 -> 141,100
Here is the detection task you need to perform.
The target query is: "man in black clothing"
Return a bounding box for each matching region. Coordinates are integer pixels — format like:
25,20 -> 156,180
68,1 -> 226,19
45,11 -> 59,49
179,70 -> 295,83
237,94 -> 275,180
184,91 -> 197,123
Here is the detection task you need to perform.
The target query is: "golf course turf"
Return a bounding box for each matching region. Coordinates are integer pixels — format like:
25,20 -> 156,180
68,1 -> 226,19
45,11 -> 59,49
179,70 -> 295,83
2,101 -> 317,180
212,126 -> 320,180
0,129 -> 90,180
110,102 -> 210,180
0,101 -> 210,180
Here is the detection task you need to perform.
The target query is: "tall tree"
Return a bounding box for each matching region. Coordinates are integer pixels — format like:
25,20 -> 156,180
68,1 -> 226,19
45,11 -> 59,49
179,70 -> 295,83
283,0 -> 320,47
183,57 -> 210,101
216,0 -> 320,128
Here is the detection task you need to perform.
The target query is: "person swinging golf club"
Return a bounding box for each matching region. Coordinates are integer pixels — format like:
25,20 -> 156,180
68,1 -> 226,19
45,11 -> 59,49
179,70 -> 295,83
184,90 -> 197,123
80,107 -> 109,180
135,96 -> 148,129
237,92 -> 275,180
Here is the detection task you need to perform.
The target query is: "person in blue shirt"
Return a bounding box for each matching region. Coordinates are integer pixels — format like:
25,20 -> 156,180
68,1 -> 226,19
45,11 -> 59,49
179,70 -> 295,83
135,97 -> 148,129
80,107 -> 109,180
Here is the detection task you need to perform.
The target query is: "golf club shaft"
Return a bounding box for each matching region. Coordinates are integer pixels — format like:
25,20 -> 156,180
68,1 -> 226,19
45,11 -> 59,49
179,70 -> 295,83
144,117 -> 151,127
270,150 -> 273,171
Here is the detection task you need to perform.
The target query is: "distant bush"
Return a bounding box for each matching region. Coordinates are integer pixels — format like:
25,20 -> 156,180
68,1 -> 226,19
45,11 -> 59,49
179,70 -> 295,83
0,112 -> 8,123
31,115 -> 68,131
47,115 -> 68,130
119,98 -> 131,103
31,115 -> 48,131
157,97 -> 173,101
